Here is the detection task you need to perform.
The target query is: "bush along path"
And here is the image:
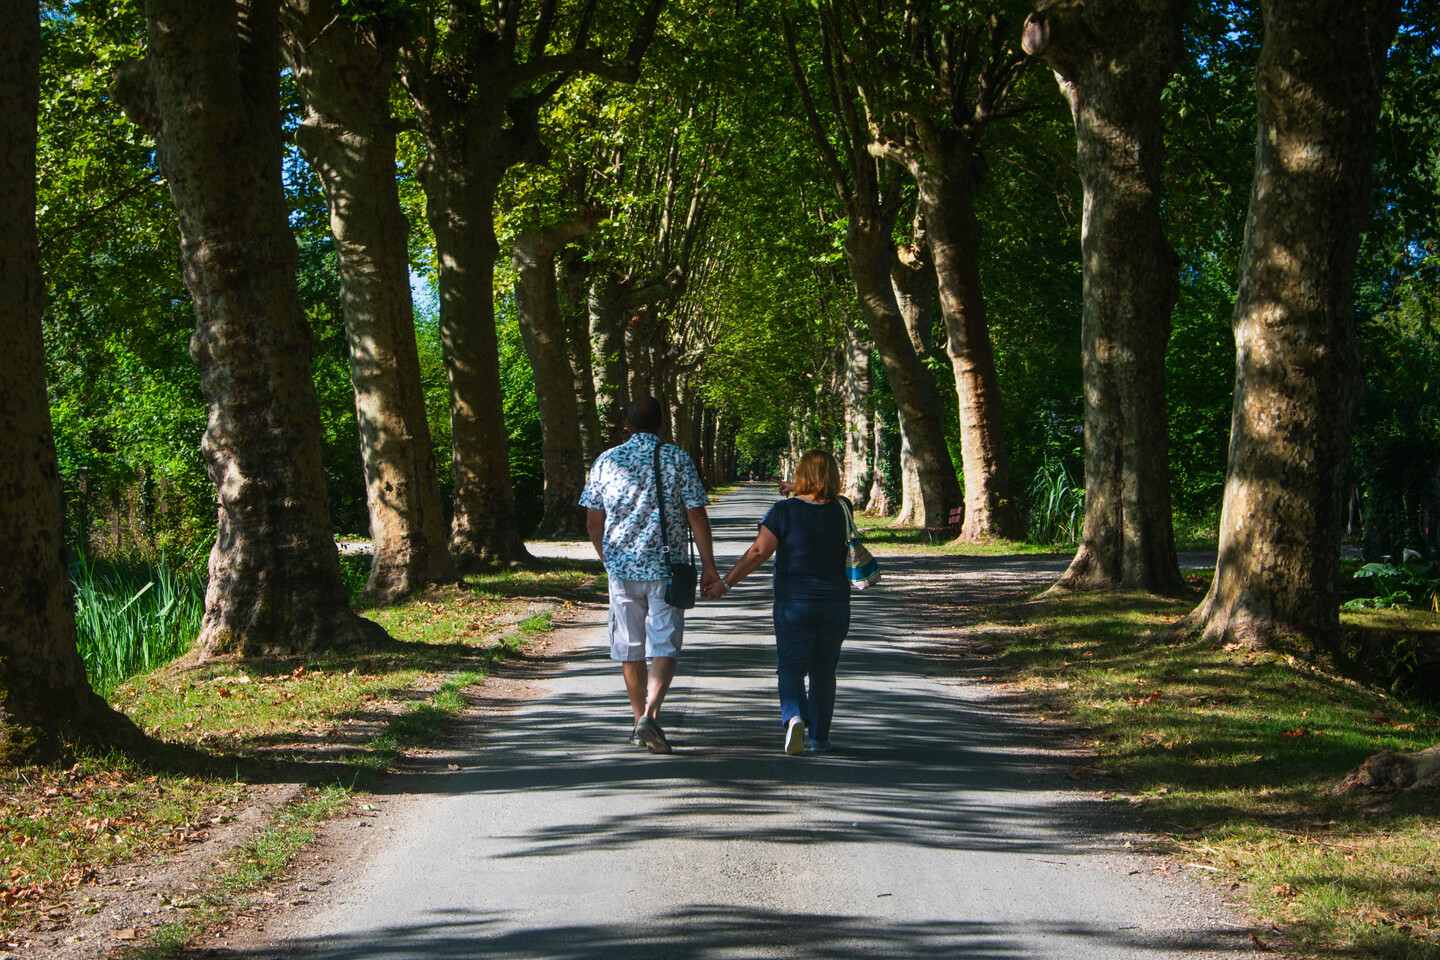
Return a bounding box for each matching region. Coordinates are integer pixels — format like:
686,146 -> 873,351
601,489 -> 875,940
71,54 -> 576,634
0,561 -> 605,959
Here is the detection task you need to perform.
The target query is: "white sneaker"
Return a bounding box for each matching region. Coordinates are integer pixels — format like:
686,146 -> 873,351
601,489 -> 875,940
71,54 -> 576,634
784,717 -> 805,756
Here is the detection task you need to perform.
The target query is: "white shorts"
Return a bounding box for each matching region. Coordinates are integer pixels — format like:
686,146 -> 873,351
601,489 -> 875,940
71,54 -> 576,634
608,578 -> 684,662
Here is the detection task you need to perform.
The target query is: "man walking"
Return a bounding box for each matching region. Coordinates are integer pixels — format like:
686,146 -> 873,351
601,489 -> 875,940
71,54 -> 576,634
581,395 -> 720,753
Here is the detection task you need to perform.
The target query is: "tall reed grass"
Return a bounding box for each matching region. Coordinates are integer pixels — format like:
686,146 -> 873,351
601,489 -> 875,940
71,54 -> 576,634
71,554 -> 205,697
1026,459 -> 1085,545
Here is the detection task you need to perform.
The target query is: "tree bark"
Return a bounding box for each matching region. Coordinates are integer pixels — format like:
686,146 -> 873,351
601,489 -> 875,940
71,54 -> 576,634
589,278 -> 631,448
866,407 -> 894,516
889,239 -> 940,528
1024,0 -> 1187,591
114,0 -> 388,658
512,211 -> 598,539
1179,0 -> 1403,648
282,0 -> 454,602
841,323 -> 873,509
408,116 -> 533,568
558,248 -> 603,464
847,209 -> 961,529
920,167 -> 1025,540
0,0 -> 144,762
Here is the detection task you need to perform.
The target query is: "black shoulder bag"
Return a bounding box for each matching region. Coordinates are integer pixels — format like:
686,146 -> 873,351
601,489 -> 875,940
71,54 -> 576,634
653,442 -> 698,609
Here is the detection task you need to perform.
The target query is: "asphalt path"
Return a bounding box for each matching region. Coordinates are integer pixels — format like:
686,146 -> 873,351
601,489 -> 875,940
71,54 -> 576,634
286,485 -> 1251,960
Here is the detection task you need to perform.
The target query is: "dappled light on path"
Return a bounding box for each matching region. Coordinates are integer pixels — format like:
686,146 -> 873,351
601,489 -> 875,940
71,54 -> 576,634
282,486 -> 1249,959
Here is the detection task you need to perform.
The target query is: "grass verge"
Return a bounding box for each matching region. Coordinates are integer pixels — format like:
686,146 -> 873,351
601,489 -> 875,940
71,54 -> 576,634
963,587 -> 1440,959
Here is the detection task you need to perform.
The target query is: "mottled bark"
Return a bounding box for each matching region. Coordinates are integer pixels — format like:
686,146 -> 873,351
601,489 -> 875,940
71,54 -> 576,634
1024,0 -> 1186,591
866,409 -> 894,516
890,240 -> 939,527
558,248 -> 603,464
1181,0 -> 1403,648
847,211 -> 961,529
589,279 -> 631,448
921,169 -> 1024,540
841,323 -> 873,509
512,212 -> 597,538
114,0 -> 388,658
406,117 -> 532,568
282,0 -> 454,602
0,0 -> 143,762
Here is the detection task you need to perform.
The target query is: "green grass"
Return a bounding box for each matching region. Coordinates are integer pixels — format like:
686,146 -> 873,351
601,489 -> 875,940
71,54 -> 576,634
964,589 -> 1440,958
71,553 -> 205,697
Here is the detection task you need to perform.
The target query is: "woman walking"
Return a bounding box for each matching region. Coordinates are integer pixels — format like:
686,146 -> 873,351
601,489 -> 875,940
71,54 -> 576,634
706,450 -> 850,755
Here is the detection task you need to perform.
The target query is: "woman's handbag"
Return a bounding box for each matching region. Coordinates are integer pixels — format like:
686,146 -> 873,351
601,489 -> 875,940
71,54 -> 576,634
653,443 -> 698,609
840,498 -> 882,590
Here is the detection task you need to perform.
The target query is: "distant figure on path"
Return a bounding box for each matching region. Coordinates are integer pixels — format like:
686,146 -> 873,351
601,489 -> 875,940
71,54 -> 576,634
581,396 -> 720,753
707,450 -> 850,755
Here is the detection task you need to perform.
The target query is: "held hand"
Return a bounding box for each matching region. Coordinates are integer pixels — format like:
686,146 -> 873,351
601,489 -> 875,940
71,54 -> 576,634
700,569 -> 723,599
777,480 -> 794,497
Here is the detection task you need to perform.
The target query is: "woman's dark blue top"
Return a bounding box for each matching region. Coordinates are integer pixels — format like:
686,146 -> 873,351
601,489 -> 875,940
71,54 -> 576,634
760,497 -> 850,602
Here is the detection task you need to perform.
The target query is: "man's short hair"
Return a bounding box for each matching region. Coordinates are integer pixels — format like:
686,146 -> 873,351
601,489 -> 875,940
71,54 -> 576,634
627,395 -> 663,433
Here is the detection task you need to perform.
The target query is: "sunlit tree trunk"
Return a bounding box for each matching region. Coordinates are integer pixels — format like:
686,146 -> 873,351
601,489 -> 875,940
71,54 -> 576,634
858,219 -> 959,529
114,0 -> 388,658
512,212 -> 597,538
841,323 -> 873,509
1181,0 -> 1403,647
282,0 -> 454,602
919,166 -> 1024,540
889,239 -> 937,527
867,399 -> 895,516
0,0 -> 143,762
1024,0 -> 1187,592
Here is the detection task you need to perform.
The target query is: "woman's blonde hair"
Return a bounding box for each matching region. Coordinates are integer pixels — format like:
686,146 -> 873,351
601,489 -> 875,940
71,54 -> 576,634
792,449 -> 841,502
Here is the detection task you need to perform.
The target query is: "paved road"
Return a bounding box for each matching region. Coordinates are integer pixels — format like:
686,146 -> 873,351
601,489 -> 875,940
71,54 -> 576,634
287,485 -> 1250,960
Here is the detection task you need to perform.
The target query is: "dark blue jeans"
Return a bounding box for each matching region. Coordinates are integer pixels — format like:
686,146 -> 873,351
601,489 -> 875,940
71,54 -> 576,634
772,599 -> 850,742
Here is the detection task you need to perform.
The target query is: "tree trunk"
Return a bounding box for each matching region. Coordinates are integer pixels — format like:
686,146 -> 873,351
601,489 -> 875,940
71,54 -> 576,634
282,0 -> 454,602
889,240 -> 936,527
847,210 -> 960,529
590,278 -> 631,449
420,149 -> 532,568
841,323 -> 873,509
1180,0 -> 1403,647
0,0 -> 143,762
114,0 -> 388,658
558,248 -> 603,465
512,213 -> 596,539
866,407 -> 894,515
919,165 -> 1024,541
1023,0 -> 1187,591
625,305 -> 656,401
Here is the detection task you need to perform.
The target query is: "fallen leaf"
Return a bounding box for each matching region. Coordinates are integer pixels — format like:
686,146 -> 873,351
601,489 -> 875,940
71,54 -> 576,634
112,928 -> 136,941
1250,931 -> 1274,951
1272,883 -> 1295,898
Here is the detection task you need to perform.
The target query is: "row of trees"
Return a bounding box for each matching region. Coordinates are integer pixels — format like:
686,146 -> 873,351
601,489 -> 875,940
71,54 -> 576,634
2,0 -> 1435,761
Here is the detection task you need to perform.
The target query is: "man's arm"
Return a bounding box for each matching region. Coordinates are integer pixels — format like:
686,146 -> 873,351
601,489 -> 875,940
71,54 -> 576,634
687,506 -> 721,595
587,508 -> 606,559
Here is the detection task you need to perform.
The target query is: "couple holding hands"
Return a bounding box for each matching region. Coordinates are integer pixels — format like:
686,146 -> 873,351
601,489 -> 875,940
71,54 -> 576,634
581,396 -> 854,757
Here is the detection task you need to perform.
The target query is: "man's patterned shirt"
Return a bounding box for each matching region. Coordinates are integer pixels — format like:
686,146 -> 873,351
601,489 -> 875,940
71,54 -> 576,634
579,432 -> 709,581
